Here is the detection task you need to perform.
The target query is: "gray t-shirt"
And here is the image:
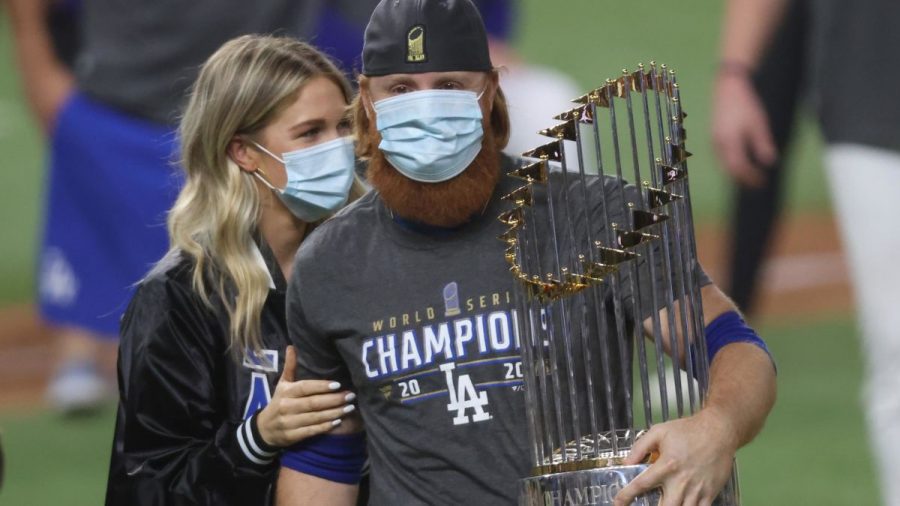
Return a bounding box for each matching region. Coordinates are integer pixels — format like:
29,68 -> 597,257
75,0 -> 323,125
808,0 -> 900,151
287,157 -> 708,504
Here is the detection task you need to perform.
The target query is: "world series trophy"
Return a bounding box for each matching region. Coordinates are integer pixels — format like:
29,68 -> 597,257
498,63 -> 740,506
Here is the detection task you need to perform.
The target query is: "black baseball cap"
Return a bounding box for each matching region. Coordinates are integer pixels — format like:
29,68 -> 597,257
362,0 -> 493,76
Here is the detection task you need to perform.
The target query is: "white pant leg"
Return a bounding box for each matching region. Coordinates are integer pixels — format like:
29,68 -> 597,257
825,143 -> 900,506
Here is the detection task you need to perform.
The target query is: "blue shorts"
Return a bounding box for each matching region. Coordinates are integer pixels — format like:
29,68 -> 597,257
38,92 -> 180,337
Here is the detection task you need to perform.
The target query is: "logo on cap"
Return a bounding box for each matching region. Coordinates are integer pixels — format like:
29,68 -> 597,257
407,25 -> 426,63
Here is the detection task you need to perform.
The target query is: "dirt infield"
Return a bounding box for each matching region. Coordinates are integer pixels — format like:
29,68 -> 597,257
0,304 -> 53,409
695,212 -> 852,322
0,212 -> 853,411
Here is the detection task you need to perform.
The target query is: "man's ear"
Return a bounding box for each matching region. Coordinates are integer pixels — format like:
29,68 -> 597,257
485,70 -> 500,107
227,137 -> 260,174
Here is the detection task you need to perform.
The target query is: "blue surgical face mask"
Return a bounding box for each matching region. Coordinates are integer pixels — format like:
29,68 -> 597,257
251,136 -> 355,222
373,89 -> 485,183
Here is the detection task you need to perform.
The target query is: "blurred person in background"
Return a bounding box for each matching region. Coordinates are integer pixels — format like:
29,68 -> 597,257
716,0 -> 808,316
105,35 -> 366,505
5,0 -> 79,133
713,0 -> 900,503
474,0 -> 581,156
5,0 -> 329,415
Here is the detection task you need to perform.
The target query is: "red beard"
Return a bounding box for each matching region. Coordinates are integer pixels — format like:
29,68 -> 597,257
366,127 -> 501,228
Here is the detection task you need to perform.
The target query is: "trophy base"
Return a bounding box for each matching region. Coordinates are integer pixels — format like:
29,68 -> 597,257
519,465 -> 739,506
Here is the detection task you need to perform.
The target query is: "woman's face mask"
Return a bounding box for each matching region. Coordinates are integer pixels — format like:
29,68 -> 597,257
373,89 -> 485,183
251,137 -> 355,222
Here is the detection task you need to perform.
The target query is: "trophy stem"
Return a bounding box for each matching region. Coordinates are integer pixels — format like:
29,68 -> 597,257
636,66 -> 689,418
543,158 -> 585,462
606,84 -> 658,427
559,137 -> 605,458
513,247 -> 545,466
665,70 -> 710,395
650,63 -> 699,411
588,100 -> 641,433
572,111 -> 623,456
621,71 -> 675,422
523,202 -> 566,464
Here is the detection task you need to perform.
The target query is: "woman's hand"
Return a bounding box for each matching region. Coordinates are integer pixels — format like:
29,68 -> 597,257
256,346 -> 356,448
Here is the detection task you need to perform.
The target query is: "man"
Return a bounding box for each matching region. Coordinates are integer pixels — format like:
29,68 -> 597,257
279,1 -> 776,504
712,0 -> 900,503
717,0 -> 807,315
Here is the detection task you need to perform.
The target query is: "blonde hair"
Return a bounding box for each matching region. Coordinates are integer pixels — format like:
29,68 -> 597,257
162,35 -> 365,358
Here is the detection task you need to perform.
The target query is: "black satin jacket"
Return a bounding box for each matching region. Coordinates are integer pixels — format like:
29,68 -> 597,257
105,244 -> 288,505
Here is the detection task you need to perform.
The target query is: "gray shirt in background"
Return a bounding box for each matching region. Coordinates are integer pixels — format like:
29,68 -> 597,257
75,0 -> 324,125
808,0 -> 900,151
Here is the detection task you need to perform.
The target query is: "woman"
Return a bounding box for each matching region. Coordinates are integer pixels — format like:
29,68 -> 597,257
105,35 -> 366,505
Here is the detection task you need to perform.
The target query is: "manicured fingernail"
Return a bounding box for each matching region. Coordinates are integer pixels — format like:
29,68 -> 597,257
332,418 -> 343,426
343,404 -> 356,414
328,382 -> 341,390
344,392 -> 357,402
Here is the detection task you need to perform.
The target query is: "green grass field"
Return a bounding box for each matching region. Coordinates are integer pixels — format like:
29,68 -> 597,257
0,317 -> 876,505
0,14 -> 45,305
